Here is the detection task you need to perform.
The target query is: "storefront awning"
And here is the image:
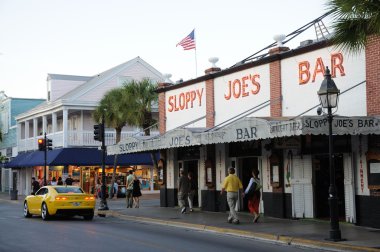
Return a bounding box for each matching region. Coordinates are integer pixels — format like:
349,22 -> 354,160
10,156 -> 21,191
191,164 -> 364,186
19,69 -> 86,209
107,116 -> 380,155
5,152 -> 33,168
200,117 -> 270,144
50,148 -> 156,166
268,116 -> 380,137
107,128 -> 204,155
6,148 -> 157,168
201,116 -> 380,145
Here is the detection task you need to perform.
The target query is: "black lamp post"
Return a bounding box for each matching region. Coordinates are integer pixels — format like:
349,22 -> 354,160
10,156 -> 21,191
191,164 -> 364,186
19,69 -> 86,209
317,66 -> 343,241
99,114 -> 109,211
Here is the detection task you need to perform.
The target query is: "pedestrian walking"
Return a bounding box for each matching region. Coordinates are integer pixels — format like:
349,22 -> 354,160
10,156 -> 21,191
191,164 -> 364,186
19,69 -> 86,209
187,172 -> 197,212
126,170 -> 134,208
31,177 -> 40,194
113,181 -> 119,198
178,169 -> 190,214
244,169 -> 261,223
95,179 -> 102,198
221,167 -> 244,224
57,177 -> 63,185
132,177 -> 142,208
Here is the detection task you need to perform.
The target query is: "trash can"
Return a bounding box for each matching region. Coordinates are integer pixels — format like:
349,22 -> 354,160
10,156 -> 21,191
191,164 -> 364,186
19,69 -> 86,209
10,190 -> 18,200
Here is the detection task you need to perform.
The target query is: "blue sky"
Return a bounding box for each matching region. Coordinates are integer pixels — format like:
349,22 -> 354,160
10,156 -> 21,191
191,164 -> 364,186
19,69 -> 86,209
0,0 -> 330,99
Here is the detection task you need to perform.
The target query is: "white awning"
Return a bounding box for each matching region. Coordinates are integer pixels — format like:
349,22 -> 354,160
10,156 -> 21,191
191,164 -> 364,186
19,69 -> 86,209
107,116 -> 380,155
269,116 -> 380,137
107,128 -> 203,155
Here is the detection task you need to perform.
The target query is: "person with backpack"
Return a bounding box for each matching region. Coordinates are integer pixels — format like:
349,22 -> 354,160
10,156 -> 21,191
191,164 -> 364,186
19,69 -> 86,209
244,169 -> 261,223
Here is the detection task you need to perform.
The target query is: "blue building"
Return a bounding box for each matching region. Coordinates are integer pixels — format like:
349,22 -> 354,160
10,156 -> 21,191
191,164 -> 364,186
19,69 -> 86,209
0,91 -> 45,191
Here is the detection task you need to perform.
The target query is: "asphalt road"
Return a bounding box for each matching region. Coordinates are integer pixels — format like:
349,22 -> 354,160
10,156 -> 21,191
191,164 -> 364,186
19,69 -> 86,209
0,199 -> 321,252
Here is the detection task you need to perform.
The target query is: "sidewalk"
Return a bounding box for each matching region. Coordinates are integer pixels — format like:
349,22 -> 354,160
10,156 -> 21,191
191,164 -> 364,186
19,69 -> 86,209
99,194 -> 380,252
1,192 -> 379,252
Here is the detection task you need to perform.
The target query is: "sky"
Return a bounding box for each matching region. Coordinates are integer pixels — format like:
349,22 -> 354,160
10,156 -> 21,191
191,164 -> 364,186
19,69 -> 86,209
0,0 -> 331,99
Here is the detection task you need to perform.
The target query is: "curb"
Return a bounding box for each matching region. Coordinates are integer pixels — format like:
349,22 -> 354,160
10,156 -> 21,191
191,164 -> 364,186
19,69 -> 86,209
96,210 -> 380,252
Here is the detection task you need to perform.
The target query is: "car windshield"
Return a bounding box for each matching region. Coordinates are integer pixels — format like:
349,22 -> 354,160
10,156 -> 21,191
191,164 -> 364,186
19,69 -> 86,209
54,187 -> 84,194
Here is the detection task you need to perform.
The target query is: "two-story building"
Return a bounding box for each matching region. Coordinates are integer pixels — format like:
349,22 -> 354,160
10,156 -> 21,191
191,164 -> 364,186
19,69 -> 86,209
6,57 -> 164,196
0,91 -> 45,192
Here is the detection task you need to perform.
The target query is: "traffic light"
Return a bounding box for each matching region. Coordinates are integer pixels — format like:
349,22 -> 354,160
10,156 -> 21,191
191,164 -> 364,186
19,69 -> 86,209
38,138 -> 45,151
46,138 -> 53,150
94,124 -> 103,141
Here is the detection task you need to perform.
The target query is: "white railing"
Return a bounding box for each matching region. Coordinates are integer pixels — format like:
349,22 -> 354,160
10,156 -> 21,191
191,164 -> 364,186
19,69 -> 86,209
18,130 -> 160,151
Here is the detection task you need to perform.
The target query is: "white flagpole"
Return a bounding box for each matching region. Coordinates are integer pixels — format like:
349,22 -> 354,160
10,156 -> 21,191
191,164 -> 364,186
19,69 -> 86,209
194,28 -> 197,77
194,48 -> 198,77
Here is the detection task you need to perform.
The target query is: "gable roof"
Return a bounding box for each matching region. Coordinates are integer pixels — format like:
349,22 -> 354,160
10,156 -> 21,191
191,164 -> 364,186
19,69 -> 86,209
47,74 -> 92,82
59,56 -> 163,101
15,56 -> 163,120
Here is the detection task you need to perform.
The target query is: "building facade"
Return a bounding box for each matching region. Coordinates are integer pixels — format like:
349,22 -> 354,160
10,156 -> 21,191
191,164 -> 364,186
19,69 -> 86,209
110,36 -> 380,229
5,57 -> 164,196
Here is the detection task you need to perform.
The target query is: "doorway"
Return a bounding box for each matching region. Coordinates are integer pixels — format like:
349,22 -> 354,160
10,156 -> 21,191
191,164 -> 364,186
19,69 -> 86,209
238,157 -> 259,211
314,154 -> 345,220
184,160 -> 199,207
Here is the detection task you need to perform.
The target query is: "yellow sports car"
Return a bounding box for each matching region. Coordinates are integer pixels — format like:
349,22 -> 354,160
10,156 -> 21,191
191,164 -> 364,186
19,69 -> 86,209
23,186 -> 96,221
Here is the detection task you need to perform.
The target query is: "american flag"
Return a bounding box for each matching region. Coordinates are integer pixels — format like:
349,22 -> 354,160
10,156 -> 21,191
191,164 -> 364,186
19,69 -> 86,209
176,29 -> 196,50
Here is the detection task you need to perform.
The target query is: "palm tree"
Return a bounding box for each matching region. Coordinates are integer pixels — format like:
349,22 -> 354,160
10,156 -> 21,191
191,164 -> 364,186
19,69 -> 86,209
122,78 -> 158,136
122,78 -> 159,187
94,87 -> 133,198
327,0 -> 380,54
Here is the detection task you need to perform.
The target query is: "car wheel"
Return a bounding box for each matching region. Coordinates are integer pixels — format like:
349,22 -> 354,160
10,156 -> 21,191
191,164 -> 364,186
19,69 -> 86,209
83,210 -> 94,221
23,202 -> 32,218
41,203 -> 50,221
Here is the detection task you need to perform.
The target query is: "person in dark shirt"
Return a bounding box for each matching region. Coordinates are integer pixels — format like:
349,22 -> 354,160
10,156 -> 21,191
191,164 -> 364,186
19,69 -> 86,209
187,172 -> 197,212
32,177 -> 40,194
57,177 -> 63,185
178,169 -> 190,214
65,175 -> 73,185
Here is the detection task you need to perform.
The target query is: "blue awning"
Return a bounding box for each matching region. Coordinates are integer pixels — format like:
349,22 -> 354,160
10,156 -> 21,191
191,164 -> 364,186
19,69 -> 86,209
18,150 -> 62,167
6,148 -> 157,168
5,152 -> 31,168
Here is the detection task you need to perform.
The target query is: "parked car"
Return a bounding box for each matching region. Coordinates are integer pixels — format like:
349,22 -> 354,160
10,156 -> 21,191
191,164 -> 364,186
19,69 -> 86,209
23,186 -> 96,220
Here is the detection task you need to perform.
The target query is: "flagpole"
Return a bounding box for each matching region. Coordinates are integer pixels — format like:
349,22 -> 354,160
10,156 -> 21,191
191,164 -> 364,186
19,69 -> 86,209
194,48 -> 198,77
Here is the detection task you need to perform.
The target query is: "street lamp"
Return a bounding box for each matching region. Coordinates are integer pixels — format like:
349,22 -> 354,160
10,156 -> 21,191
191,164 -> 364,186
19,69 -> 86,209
317,66 -> 343,241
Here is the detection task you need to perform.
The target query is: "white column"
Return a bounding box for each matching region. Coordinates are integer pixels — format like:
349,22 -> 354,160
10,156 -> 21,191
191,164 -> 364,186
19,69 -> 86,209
63,109 -> 68,147
25,121 -> 30,139
42,115 -> 47,135
33,118 -> 38,138
17,123 -> 22,151
52,112 -> 57,133
80,110 -> 84,145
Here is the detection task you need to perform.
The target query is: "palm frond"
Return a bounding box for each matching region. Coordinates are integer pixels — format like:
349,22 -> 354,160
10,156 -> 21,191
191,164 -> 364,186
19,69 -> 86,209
327,0 -> 380,54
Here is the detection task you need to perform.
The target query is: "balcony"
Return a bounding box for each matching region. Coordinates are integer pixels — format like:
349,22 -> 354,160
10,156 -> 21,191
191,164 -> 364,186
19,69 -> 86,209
18,130 -> 159,152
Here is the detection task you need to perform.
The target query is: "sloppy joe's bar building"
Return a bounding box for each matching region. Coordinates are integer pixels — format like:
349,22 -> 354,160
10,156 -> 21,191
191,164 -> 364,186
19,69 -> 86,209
109,35 -> 380,228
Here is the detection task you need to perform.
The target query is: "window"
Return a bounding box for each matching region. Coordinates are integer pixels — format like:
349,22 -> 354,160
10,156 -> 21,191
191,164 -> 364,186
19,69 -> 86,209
54,187 -> 84,194
36,188 -> 47,195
